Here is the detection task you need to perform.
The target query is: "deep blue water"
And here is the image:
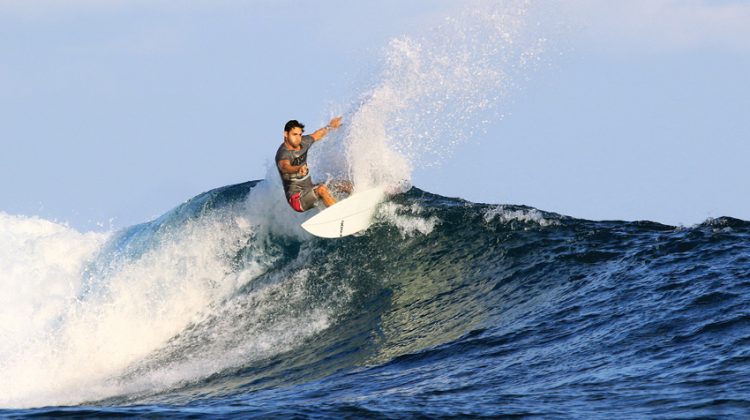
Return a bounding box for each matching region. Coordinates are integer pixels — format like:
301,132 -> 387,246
2,180 -> 749,418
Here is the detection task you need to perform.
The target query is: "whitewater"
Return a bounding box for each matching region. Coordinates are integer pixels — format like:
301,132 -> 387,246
2,1 -> 750,418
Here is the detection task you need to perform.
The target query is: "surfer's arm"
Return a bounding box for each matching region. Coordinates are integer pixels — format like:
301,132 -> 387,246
278,160 -> 308,177
311,116 -> 343,141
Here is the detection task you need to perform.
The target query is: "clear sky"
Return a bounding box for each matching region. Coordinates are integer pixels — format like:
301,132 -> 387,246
1,0 -> 748,230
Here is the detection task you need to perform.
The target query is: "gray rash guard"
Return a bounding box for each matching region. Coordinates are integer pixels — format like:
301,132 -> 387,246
275,135 -> 315,200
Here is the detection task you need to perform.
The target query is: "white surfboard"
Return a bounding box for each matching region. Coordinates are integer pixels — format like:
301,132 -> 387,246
301,186 -> 385,238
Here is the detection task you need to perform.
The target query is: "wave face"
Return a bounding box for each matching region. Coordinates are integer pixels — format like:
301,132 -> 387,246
2,180 -> 749,417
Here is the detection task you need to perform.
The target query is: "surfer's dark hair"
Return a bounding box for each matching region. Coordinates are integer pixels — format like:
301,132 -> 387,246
284,120 -> 305,132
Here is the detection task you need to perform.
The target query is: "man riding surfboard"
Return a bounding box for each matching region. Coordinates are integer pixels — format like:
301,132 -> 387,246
275,117 -> 349,212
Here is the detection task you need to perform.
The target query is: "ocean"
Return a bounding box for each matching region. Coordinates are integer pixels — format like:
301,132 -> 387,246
3,1 -> 749,417
1,180 -> 749,418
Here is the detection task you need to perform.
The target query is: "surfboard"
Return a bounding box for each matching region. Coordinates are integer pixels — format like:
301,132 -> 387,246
301,186 -> 385,238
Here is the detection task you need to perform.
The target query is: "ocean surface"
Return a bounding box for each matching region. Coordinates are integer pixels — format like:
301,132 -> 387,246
1,180 -> 748,418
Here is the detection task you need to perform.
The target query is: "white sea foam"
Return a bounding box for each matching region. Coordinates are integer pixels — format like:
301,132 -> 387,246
0,203 -> 302,407
378,202 -> 441,237
0,214 -> 108,347
483,205 -> 559,227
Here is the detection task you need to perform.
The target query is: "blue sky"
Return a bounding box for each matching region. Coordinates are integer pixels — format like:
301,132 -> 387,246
1,0 -> 748,229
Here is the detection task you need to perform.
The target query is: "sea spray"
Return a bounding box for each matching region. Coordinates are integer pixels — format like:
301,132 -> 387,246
313,0 -> 550,192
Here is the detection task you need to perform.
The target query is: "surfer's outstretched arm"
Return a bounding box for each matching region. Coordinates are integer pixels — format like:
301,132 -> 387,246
311,116 -> 343,141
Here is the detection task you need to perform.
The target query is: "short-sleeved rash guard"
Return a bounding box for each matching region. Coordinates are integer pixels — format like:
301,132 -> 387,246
275,135 -> 315,199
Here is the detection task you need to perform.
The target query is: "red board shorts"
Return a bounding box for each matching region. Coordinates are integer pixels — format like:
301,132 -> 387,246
288,187 -> 319,212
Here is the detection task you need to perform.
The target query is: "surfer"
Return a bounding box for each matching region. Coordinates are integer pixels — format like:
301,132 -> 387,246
276,117 -> 350,212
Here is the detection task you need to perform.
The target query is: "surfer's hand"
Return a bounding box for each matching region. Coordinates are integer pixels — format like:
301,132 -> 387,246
298,165 -> 309,177
328,116 -> 342,129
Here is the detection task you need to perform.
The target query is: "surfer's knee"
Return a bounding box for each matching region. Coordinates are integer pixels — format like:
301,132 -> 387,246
315,184 -> 336,207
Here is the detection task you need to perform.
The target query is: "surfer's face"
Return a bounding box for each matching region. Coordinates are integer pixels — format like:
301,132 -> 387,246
285,127 -> 303,148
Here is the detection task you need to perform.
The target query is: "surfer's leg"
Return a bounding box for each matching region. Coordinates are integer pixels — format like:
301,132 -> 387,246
314,184 -> 336,207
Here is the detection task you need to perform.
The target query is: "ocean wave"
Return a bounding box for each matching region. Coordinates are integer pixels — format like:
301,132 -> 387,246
2,184 -> 749,415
